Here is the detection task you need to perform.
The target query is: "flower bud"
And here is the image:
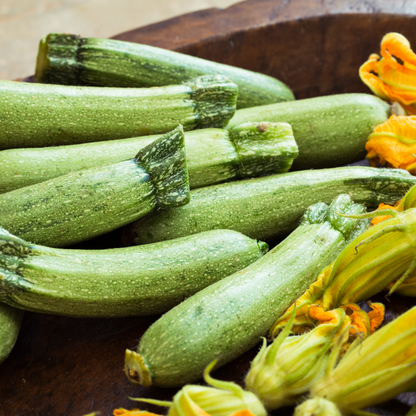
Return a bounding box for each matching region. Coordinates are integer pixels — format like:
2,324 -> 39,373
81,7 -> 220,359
246,307 -> 361,409
293,398 -> 341,416
310,306 -> 416,413
129,361 -> 266,416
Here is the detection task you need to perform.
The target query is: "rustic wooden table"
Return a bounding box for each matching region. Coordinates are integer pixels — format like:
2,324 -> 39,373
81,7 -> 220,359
3,1 -> 416,415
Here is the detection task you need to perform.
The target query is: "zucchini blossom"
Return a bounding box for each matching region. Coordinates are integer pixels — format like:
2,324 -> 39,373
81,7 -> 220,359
371,182 -> 416,226
368,186 -> 416,296
271,205 -> 416,335
246,304 -> 383,409
365,115 -> 416,173
293,398 -> 341,416
359,32 -> 416,115
127,361 -> 266,416
294,306 -> 416,415
388,273 -> 416,296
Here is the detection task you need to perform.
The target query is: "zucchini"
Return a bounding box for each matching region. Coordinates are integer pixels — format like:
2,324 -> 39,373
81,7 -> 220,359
35,33 -> 295,109
0,228 -> 267,317
124,195 -> 369,387
0,303 -> 23,364
0,75 -> 237,150
227,93 -> 391,169
126,166 -> 416,245
0,122 -> 297,194
0,127 -> 189,247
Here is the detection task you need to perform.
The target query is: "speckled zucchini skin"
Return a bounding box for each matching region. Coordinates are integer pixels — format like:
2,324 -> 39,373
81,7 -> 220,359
227,93 -> 391,169
0,127 -> 189,247
0,228 -> 267,317
0,303 -> 23,364
0,75 -> 237,150
125,195 -> 369,387
35,33 -> 295,109
127,167 -> 416,245
0,122 -> 297,193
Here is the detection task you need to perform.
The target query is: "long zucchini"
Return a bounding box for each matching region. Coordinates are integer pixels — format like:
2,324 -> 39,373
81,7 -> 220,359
0,75 -> 237,150
227,93 -> 391,169
0,127 -> 189,247
126,166 -> 416,245
0,303 -> 23,364
0,122 -> 297,194
124,195 -> 369,387
35,33 -> 295,109
0,228 -> 267,317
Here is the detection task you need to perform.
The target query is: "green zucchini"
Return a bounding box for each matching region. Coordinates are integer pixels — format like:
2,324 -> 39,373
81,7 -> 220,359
227,93 -> 391,169
35,33 -> 294,109
0,127 -> 189,247
0,303 -> 23,364
126,166 -> 416,245
124,195 -> 369,387
0,228 -> 267,317
0,122 -> 297,194
0,75 -> 237,150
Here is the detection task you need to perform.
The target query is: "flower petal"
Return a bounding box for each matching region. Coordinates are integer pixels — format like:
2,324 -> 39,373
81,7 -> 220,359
360,33 -> 416,109
365,115 -> 416,172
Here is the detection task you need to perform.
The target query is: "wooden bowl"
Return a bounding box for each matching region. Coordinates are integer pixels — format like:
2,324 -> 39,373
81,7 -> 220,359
3,1 -> 416,414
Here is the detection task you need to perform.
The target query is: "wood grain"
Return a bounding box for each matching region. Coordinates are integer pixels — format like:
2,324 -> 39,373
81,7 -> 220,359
3,0 -> 416,415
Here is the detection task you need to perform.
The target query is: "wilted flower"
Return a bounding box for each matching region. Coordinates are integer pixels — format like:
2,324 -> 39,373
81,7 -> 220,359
127,361 -> 267,416
359,32 -> 416,115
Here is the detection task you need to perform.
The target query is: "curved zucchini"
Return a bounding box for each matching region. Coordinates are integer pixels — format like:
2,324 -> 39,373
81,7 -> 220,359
124,195 -> 369,387
227,93 -> 391,169
0,127 -> 189,247
0,75 -> 237,150
0,303 -> 23,364
0,122 -> 297,194
126,166 -> 416,245
0,228 -> 267,317
35,33 -> 295,109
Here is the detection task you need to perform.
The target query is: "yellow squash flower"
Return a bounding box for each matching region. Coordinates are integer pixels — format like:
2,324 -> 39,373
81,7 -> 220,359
127,361 -> 266,416
271,205 -> 416,335
293,398 -> 341,416
365,115 -> 416,173
246,304 -> 384,409
368,185 -> 416,296
294,306 -> 416,415
359,32 -> 416,114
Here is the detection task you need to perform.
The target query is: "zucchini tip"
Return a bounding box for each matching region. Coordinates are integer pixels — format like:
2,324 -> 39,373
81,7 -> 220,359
124,349 -> 152,387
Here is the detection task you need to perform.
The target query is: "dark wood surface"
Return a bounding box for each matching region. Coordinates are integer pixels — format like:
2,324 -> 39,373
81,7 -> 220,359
3,1 -> 416,415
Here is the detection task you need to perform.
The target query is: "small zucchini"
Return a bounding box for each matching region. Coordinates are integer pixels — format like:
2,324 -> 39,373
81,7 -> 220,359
124,195 -> 369,387
0,122 -> 297,193
0,127 -> 189,247
227,93 -> 391,169
126,166 -> 416,245
0,75 -> 237,150
35,33 -> 295,109
0,303 -> 23,364
0,228 -> 267,317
